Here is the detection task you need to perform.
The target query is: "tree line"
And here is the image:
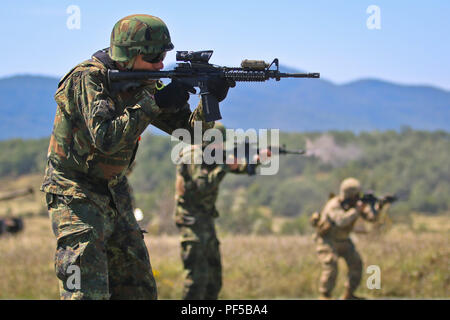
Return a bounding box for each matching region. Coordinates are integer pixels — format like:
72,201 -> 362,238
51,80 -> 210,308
0,128 -> 449,234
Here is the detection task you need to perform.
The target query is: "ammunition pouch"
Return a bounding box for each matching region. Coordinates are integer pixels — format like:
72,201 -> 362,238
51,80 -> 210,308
317,217 -> 333,237
311,212 -> 334,237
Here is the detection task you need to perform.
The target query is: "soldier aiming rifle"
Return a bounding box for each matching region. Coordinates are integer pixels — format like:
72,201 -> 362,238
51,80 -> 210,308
310,178 -> 396,300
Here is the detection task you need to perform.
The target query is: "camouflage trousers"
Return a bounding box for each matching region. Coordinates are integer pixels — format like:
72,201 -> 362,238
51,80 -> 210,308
316,237 -> 363,296
46,193 -> 157,300
177,214 -> 222,300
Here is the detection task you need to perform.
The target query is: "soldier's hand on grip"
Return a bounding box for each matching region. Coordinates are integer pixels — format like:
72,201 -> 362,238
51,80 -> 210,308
207,77 -> 236,102
154,80 -> 196,110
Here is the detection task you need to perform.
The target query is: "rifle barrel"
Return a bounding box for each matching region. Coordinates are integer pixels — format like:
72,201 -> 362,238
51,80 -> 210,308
278,72 -> 320,78
287,150 -> 306,154
108,70 -> 321,81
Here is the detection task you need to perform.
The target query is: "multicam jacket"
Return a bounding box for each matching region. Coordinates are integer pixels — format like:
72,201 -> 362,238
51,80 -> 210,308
174,145 -> 253,225
41,50 -> 211,202
317,196 -> 377,240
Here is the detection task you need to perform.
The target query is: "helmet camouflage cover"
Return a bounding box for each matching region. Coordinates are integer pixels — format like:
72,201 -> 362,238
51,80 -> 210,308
214,122 -> 226,142
109,14 -> 174,62
339,177 -> 361,201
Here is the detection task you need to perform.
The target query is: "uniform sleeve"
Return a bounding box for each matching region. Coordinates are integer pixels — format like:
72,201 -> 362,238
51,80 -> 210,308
148,99 -> 214,140
327,206 -> 360,227
360,203 -> 378,222
221,153 -> 260,175
194,165 -> 227,192
79,70 -> 162,155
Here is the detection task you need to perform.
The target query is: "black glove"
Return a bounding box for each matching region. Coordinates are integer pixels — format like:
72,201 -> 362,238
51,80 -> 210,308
207,78 -> 236,102
154,80 -> 196,110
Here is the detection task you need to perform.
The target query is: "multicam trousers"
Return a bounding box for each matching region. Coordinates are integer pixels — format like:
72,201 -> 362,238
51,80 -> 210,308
316,237 -> 363,296
46,192 -> 157,300
177,214 -> 222,300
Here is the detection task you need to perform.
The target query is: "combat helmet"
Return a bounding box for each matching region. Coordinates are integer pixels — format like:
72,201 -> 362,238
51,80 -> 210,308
213,122 -> 227,142
339,177 -> 361,201
109,14 -> 174,62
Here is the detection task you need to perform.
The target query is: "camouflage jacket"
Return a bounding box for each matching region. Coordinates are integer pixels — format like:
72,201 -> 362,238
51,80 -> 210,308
41,50 -> 211,203
317,196 -> 377,240
174,145 -> 255,225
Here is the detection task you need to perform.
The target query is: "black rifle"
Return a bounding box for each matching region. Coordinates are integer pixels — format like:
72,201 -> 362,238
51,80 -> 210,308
232,142 -> 305,175
360,192 -> 398,209
107,50 -> 320,122
340,191 -> 398,211
271,144 -> 306,155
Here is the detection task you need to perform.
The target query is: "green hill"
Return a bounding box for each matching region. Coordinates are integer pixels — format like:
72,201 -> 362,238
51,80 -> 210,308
1,72 -> 449,139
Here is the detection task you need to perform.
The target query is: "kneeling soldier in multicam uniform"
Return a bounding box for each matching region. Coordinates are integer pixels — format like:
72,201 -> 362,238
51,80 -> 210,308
41,14 -> 232,300
174,123 -> 271,300
311,177 -> 381,300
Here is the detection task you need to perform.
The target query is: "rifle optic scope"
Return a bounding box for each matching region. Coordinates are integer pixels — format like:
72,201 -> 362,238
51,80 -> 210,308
176,50 -> 213,63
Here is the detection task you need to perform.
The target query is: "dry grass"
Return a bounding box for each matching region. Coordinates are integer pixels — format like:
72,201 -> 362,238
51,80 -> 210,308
0,216 -> 58,299
0,175 -> 448,299
0,215 -> 448,300
0,174 -> 47,217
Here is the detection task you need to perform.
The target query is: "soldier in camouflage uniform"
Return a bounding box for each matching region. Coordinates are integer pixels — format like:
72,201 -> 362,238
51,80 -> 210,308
41,14 -> 232,300
174,123 -> 271,300
312,178 -> 380,300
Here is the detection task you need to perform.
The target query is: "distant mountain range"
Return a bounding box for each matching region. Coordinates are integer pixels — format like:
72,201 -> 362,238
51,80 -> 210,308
1,68 -> 449,140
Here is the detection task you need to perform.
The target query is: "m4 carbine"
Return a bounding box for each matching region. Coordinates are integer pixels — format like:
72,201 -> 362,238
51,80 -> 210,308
231,142 -> 305,175
360,192 -> 398,209
107,50 -> 320,122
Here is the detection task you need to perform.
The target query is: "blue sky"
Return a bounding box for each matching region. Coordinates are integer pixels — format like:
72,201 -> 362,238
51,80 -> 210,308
1,0 -> 449,90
